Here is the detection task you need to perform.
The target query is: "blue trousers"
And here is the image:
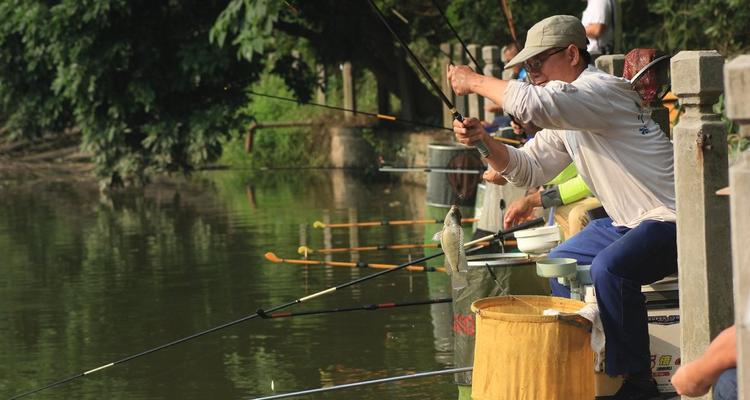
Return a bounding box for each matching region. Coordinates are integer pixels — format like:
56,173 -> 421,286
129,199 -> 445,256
714,368 -> 737,400
548,217 -> 677,375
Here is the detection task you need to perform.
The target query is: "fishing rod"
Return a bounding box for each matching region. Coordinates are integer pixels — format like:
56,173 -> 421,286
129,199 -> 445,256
312,216 -> 478,229
248,90 -> 451,132
297,240 -> 505,255
298,243 -> 445,255
266,297 -> 452,319
499,0 -> 521,51
379,166 -> 482,174
250,366 -> 473,399
366,0 -> 491,159
264,252 -> 446,273
12,219 -> 541,399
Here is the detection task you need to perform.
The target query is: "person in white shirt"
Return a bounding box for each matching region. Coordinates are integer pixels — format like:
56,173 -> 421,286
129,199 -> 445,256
447,15 -> 674,400
582,0 -> 615,58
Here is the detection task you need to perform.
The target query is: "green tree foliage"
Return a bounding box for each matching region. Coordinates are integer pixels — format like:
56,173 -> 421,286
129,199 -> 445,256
212,0 -> 449,122
0,0 -> 263,188
648,0 -> 750,56
2,0 -> 749,188
443,0 -> 583,47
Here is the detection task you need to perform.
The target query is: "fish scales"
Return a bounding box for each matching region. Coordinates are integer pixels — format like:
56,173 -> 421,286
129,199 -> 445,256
433,205 -> 469,288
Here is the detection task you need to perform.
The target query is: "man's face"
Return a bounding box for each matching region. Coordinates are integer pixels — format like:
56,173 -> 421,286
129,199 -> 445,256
524,45 -> 579,86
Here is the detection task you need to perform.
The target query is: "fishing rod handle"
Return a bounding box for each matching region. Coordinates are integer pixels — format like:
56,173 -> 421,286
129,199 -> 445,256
452,111 -> 490,158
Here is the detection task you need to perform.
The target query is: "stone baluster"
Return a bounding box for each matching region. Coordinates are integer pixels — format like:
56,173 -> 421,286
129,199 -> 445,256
595,54 -> 625,77
466,44 -> 484,121
482,46 -> 502,122
499,44 -> 515,80
342,62 -> 355,121
452,43 -> 469,117
725,55 -> 750,400
482,46 -> 502,78
672,51 -> 733,400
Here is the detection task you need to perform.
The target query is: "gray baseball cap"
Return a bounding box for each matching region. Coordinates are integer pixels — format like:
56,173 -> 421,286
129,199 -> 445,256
505,15 -> 588,69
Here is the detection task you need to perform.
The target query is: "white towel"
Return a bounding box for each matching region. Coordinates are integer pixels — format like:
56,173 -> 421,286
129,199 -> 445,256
576,303 -> 606,372
543,305 -> 605,372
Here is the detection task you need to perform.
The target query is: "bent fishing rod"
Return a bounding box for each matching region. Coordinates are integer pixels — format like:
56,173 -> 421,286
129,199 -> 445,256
9,217 -> 542,399
366,0 -> 491,159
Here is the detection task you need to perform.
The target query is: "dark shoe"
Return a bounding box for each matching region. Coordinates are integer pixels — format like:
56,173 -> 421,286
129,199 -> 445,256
611,376 -> 660,400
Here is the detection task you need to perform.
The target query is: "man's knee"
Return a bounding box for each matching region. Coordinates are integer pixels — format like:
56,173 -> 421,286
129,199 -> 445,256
589,253 -> 616,285
549,247 -> 566,259
549,239 -> 575,259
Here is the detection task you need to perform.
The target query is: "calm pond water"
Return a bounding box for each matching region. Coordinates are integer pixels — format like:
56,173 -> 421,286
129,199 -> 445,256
0,169 -> 473,400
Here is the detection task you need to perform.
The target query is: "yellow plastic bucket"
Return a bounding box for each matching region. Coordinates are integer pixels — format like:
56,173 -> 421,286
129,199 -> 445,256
470,295 -> 595,400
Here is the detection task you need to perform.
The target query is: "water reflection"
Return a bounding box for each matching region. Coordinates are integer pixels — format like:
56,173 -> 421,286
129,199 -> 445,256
0,170 -> 457,399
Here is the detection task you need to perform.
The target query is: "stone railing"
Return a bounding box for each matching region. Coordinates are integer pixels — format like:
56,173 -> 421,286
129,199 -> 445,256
725,55 -> 750,400
672,52 -> 732,400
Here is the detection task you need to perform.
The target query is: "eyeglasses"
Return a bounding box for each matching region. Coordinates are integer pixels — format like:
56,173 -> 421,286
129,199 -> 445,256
523,47 -> 567,72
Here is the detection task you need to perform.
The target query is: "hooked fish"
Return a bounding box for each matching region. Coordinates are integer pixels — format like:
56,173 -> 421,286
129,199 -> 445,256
433,205 -> 469,288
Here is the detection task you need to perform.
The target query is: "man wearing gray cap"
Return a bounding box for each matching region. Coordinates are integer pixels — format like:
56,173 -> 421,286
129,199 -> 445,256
448,15 -> 675,400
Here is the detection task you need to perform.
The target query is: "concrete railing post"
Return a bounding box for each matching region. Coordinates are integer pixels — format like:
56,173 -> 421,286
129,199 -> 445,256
595,54 -> 625,77
452,43 -> 469,117
672,50 -> 732,400
725,55 -> 750,400
467,44 -> 484,121
499,44 -> 515,80
482,46 -> 502,78
482,46 -> 502,122
342,62 -> 355,121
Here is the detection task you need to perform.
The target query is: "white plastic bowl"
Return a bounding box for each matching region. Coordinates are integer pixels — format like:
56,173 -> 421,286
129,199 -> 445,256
513,225 -> 562,254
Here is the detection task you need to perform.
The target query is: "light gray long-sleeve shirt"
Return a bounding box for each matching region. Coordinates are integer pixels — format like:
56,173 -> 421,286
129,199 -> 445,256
501,66 -> 675,228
